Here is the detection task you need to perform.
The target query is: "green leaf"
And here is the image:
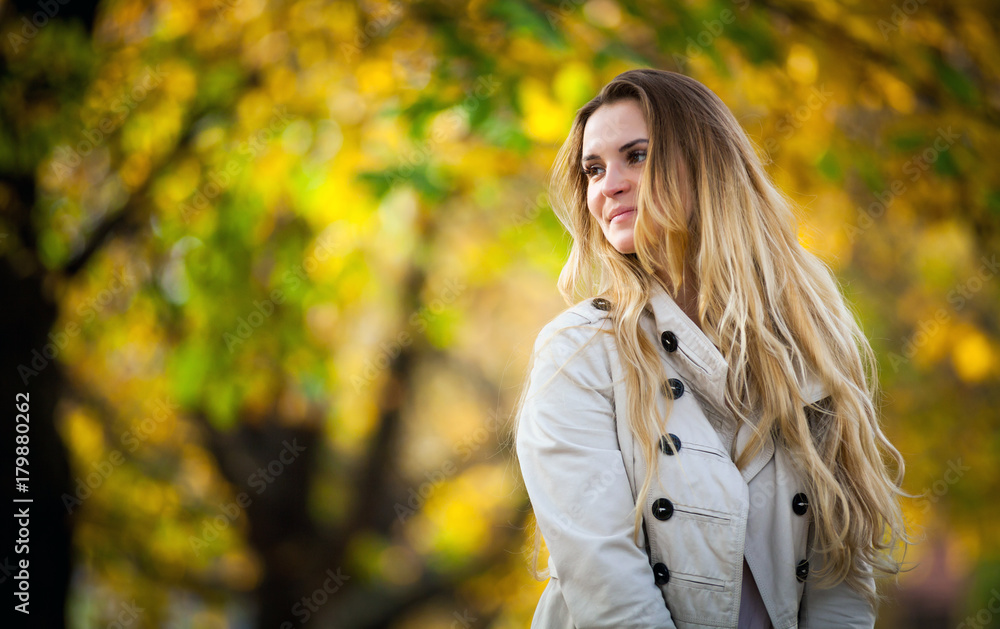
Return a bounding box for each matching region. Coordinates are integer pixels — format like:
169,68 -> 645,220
205,377 -> 240,430
486,0 -> 567,49
816,148 -> 842,182
929,51 -> 980,107
169,341 -> 212,407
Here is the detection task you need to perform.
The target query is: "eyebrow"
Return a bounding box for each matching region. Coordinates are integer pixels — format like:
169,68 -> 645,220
582,138 -> 648,164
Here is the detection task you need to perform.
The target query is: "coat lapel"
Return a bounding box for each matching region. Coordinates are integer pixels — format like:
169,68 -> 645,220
644,280 -> 728,414
732,357 -> 830,483
645,281 -> 830,484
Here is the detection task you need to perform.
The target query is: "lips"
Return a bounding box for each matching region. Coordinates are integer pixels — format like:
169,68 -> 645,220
608,206 -> 636,222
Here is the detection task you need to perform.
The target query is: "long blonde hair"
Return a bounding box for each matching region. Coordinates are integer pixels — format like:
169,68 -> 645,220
513,68 -> 909,605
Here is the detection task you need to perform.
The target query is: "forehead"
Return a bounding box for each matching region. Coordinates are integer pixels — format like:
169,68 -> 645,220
582,100 -> 647,156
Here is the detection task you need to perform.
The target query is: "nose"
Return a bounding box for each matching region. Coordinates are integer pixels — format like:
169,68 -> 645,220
601,162 -> 630,198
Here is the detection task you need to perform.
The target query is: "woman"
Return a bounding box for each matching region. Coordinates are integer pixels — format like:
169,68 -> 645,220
512,69 -> 910,628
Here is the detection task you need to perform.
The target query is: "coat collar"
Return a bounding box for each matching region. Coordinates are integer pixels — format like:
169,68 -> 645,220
644,279 -> 730,416
643,279 -> 830,408
643,279 -> 830,482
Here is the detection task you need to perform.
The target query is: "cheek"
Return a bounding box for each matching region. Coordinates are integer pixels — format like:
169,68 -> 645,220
587,189 -> 602,222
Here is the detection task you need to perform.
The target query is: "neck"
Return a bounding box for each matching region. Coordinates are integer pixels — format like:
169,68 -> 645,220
655,267 -> 700,329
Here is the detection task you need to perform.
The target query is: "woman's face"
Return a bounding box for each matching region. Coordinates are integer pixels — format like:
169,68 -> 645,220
581,98 -> 691,255
581,99 -> 648,254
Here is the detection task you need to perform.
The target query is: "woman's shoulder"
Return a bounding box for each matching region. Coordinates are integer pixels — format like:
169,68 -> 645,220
525,298 -> 618,400
531,297 -> 616,361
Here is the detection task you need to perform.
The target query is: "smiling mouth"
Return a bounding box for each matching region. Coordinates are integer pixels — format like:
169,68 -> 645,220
610,209 -> 635,223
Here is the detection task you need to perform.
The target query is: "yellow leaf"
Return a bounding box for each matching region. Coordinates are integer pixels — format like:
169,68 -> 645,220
554,61 -> 596,109
519,78 -> 571,144
786,44 -> 817,85
951,328 -> 993,382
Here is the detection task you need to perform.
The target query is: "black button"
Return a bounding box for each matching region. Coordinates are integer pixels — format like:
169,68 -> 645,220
792,493 -> 809,516
659,433 -> 682,455
653,562 -> 670,585
796,559 -> 809,583
592,297 -> 611,311
662,378 -> 684,399
652,498 -> 674,521
660,330 -> 678,352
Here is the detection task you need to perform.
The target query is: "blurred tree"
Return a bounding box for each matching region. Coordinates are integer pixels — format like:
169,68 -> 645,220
1,0 -> 998,627
1,2 -> 103,628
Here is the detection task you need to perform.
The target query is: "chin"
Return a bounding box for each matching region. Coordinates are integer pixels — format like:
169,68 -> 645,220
601,227 -> 635,254
604,227 -> 635,255
612,241 -> 635,254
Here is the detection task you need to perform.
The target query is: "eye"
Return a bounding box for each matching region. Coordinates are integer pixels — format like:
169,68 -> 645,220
581,151 -> 647,179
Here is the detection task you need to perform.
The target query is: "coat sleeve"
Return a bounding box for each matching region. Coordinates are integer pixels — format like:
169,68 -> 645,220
798,545 -> 876,627
515,316 -> 676,629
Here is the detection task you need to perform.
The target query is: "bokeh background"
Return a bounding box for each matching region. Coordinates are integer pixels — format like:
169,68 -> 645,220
2,0 -> 999,627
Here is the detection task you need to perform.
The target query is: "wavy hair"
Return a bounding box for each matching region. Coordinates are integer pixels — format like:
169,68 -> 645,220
513,68 -> 909,606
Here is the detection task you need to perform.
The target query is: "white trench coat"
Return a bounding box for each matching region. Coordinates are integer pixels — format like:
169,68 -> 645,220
515,280 -> 876,628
